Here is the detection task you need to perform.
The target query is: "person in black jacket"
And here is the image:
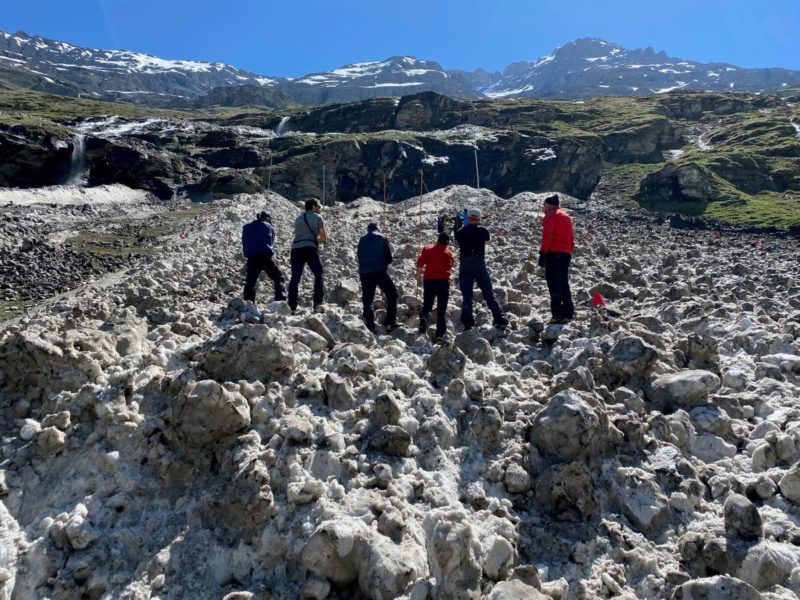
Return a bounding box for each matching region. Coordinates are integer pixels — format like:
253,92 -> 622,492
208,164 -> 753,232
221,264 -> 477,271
454,208 -> 508,330
356,223 -> 398,333
241,211 -> 286,304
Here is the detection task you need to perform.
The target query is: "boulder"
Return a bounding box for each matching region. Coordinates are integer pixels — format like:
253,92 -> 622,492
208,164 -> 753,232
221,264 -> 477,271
737,542 -> 800,590
194,323 -> 294,382
535,461 -> 597,520
331,278 -> 360,305
670,575 -> 761,600
36,427 -> 66,455
530,390 -> 609,462
617,469 -> 671,536
487,580 -> 548,600
301,518 -> 426,599
369,425 -> 412,457
647,370 -> 721,408
323,373 -> 355,410
723,494 -> 762,541
424,510 -> 482,600
426,343 -> 467,382
172,380 -> 250,447
778,462 -> 800,504
369,392 -> 402,429
604,335 -> 659,380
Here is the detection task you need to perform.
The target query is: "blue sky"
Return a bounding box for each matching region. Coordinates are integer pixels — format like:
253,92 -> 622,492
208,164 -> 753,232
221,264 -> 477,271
3,1 -> 800,76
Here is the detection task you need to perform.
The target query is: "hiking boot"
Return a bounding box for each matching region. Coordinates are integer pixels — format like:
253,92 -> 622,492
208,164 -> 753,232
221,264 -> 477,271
493,317 -> 509,329
434,336 -> 445,344
313,303 -> 325,314
385,323 -> 399,334
418,317 -> 428,334
555,318 -> 572,325
462,322 -> 475,332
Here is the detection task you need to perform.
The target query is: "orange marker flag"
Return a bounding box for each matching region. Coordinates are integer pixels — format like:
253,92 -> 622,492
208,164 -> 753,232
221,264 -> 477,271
591,292 -> 606,307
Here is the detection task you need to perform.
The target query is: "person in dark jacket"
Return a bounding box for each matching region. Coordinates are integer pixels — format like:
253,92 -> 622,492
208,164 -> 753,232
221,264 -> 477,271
454,208 -> 509,330
357,223 -> 398,333
436,212 -> 447,235
242,211 -> 286,304
416,233 -> 455,342
538,194 -> 575,323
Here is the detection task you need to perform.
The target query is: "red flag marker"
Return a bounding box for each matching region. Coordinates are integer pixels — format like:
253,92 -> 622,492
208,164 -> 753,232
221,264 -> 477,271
591,292 -> 606,307
714,230 -> 721,238
587,234 -> 595,242
179,232 -> 185,240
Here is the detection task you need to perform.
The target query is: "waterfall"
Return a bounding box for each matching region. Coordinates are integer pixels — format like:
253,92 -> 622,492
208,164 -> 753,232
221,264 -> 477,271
791,119 -> 800,140
275,116 -> 291,136
66,134 -> 88,186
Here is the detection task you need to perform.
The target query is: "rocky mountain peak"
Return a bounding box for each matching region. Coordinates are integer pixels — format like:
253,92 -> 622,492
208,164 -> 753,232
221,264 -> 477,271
2,27 -> 800,106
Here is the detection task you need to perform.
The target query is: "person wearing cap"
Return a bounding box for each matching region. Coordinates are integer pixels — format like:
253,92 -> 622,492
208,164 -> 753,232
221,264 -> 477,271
288,198 -> 327,312
538,194 -> 575,323
416,232 -> 455,342
241,211 -> 287,304
357,223 -> 398,333
454,208 -> 509,330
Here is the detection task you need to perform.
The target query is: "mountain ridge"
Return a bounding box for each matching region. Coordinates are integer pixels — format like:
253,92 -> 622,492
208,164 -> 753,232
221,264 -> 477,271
2,28 -> 800,107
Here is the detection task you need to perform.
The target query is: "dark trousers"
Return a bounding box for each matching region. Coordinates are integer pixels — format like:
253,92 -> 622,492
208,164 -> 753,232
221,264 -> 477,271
459,256 -> 503,326
421,279 -> 450,338
545,252 -> 574,319
359,271 -> 398,331
244,252 -> 286,302
288,246 -> 324,310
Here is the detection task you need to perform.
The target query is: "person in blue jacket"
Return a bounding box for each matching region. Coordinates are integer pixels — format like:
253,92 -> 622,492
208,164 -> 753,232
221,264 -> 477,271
242,211 -> 287,304
357,223 -> 398,333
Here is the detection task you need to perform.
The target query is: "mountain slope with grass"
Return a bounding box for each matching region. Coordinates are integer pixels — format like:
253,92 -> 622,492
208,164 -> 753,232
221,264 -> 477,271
0,80 -> 798,229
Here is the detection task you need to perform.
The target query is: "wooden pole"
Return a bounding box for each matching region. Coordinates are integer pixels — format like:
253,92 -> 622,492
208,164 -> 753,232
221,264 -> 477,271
474,148 -> 480,189
266,153 -> 273,194
416,169 -> 423,317
382,174 -> 387,231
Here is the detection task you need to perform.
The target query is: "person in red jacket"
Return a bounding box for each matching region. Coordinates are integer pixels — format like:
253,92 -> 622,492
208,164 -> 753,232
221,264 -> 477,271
416,233 -> 455,342
538,194 -> 575,323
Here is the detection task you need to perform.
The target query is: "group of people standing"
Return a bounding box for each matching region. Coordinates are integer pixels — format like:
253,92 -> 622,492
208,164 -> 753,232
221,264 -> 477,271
241,194 -> 575,341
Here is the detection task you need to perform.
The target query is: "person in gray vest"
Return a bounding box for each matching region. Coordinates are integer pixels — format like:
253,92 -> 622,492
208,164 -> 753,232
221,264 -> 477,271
357,223 -> 398,333
288,198 -> 327,312
242,211 -> 286,304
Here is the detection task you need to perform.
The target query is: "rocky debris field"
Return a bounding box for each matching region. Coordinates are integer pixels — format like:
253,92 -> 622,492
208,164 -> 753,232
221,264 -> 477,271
0,185 -> 212,311
1,184 -> 800,600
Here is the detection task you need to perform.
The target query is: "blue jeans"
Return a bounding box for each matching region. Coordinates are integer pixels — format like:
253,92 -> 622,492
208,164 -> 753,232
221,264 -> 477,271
288,247 -> 324,310
458,256 -> 502,326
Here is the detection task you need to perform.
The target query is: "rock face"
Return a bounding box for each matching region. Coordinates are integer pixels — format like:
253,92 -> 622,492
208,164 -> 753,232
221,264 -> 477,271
639,164 -> 720,203
0,125 -> 73,188
2,186 -> 800,600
